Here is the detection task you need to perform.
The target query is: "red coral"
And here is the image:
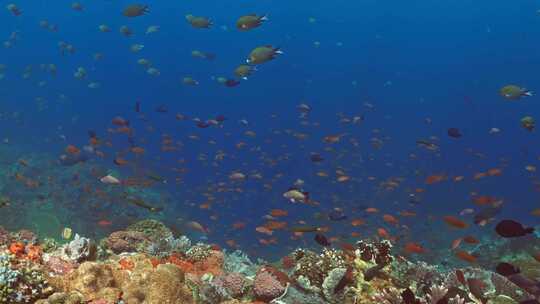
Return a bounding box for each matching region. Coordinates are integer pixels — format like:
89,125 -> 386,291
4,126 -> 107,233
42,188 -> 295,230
150,257 -> 161,268
25,244 -> 42,262
191,250 -> 224,277
9,242 -> 25,256
168,254 -> 194,273
118,257 -> 135,271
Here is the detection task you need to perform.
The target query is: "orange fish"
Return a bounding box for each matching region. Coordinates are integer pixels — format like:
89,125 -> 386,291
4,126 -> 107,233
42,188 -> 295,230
351,219 -> 366,226
350,232 -> 361,237
337,175 -> 350,182
455,250 -> 477,263
472,195 -> 496,206
377,228 -> 390,239
323,134 -> 345,144
451,238 -> 463,249
264,221 -> 287,230
111,116 -> 129,126
532,253 -> 540,263
473,172 -> 487,180
531,208 -> 540,216
399,211 -> 417,217
232,222 -> 246,229
89,137 -> 99,146
225,240 -> 238,248
453,176 -> 465,182
114,157 -> 129,166
269,209 -> 288,217
259,237 -> 278,245
97,220 -> 112,227
199,203 -> 211,210
65,144 -> 80,154
404,242 -> 425,254
186,221 -> 209,234
425,174 -> 446,185
255,226 -> 273,236
365,207 -> 379,213
463,235 -> 480,244
383,214 -> 399,226
487,168 -> 502,176
443,216 -> 469,229
131,147 -> 145,154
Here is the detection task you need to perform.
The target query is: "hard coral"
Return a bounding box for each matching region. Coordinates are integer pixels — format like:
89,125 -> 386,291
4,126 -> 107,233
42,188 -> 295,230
213,272 -> 248,298
44,256 -> 76,276
0,252 -> 53,303
52,255 -> 193,303
105,230 -> 149,254
253,268 -> 287,301
127,219 -> 173,242
356,239 -> 393,265
190,249 -> 224,278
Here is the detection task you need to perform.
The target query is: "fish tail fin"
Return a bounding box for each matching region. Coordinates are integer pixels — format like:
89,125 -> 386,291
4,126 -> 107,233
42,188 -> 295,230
525,227 -> 535,234
524,90 -> 534,96
261,15 -> 269,21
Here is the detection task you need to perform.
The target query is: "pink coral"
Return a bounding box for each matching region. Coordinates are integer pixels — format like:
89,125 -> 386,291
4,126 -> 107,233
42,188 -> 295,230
45,256 -> 76,275
214,272 -> 247,298
253,269 -> 286,301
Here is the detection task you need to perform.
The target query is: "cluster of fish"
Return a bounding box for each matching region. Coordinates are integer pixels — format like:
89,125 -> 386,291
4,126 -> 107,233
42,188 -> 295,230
4,3 -> 281,90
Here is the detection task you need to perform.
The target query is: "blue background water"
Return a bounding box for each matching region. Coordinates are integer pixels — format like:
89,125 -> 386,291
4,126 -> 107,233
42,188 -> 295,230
0,0 -> 539,261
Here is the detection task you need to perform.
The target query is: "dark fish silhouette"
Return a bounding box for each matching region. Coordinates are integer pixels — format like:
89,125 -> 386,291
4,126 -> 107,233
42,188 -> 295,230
496,262 -> 520,276
447,128 -> 462,138
495,220 -> 534,238
314,233 -> 330,246
310,153 -> 324,162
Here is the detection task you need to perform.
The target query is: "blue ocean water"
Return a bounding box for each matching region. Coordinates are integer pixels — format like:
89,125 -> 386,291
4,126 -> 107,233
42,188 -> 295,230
1,0 -> 539,262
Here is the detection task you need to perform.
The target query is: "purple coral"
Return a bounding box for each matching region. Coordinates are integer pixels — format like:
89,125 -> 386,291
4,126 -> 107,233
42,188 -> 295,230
253,269 -> 286,301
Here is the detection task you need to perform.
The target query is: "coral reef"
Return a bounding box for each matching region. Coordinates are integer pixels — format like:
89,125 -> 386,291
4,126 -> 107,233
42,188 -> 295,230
0,251 -> 53,303
58,234 -> 97,263
0,221 -> 537,304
